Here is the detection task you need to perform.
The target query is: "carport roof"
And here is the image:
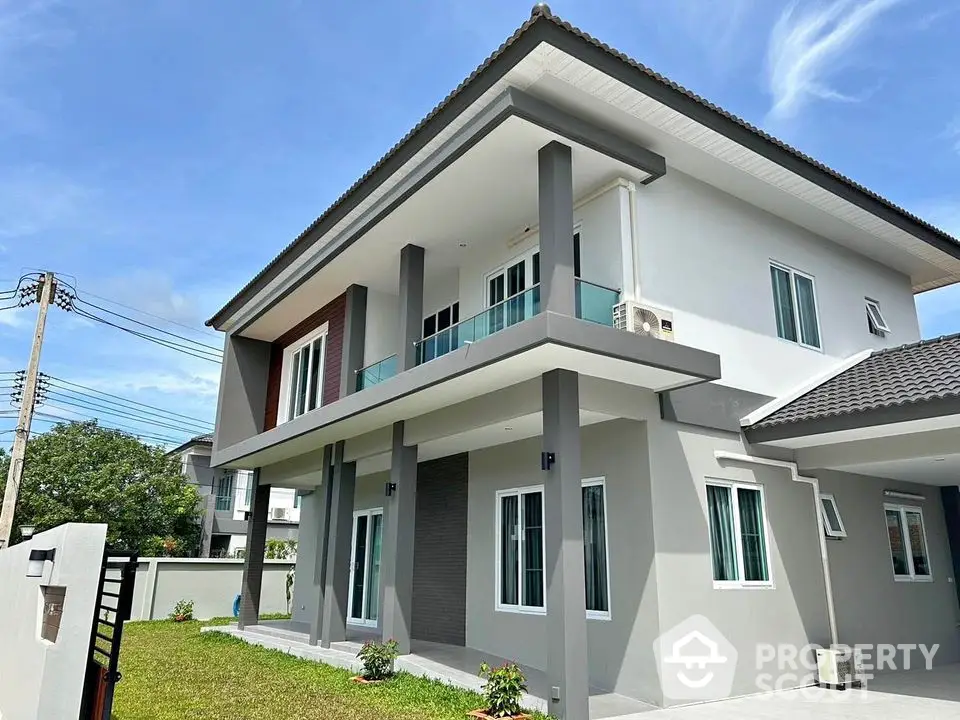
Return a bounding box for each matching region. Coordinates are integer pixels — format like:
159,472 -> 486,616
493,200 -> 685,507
745,334 -> 960,441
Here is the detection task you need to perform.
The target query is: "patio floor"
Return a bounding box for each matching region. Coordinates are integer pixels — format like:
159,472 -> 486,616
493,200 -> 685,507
202,620 -> 656,719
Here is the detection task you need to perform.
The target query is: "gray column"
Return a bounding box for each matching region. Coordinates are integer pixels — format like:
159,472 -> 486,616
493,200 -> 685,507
398,244 -> 424,371
238,470 -> 270,630
379,421 -> 418,653
320,441 -> 356,647
538,141 -> 576,317
542,369 -> 588,720
199,493 -> 215,557
309,445 -> 335,645
340,285 -> 368,397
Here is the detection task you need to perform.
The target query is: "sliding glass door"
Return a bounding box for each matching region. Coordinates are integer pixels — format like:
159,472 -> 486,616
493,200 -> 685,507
484,249 -> 540,335
348,508 -> 384,627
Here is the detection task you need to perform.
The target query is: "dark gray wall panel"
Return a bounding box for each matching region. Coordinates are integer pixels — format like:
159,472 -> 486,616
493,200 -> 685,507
412,454 -> 468,646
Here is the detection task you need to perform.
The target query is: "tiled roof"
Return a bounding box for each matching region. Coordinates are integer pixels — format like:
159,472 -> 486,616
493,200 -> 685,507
206,4 -> 960,328
748,334 -> 960,430
189,433 -> 214,445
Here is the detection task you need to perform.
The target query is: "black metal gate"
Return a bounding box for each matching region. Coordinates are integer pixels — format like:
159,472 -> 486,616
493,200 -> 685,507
79,549 -> 138,720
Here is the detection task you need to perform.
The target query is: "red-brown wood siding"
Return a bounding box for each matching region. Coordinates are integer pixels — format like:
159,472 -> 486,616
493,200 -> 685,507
263,293 -> 346,431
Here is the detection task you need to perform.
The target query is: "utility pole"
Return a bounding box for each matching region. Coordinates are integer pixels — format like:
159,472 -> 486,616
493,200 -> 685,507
0,271 -> 56,548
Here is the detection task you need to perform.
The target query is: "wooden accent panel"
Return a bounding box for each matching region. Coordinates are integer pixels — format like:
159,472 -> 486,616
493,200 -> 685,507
263,293 -> 346,430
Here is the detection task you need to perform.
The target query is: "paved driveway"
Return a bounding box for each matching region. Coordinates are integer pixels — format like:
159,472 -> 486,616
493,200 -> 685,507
615,665 -> 960,720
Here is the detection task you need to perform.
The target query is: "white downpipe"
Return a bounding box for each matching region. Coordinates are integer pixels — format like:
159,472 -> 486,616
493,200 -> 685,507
627,181 -> 641,301
714,451 -> 839,647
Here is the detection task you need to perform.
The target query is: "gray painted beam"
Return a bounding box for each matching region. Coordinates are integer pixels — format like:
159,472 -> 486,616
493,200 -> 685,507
541,369 -> 589,720
238,470 -> 270,629
660,383 -> 773,434
309,444 -> 335,645
379,421 -> 418,653
214,334 -> 272,453
538,142 -> 576,317
321,441 -> 355,648
941,486 -> 960,611
340,285 -> 368,397
398,245 -> 425,372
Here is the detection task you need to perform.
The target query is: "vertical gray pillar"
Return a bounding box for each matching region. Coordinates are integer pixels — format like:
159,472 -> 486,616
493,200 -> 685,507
538,141 -> 576,317
309,445 -> 335,645
199,493 -> 215,557
941,486 -> 960,610
379,421 -> 418,653
542,369 -> 588,720
398,244 -> 424,371
238,470 -> 270,630
321,441 -> 356,648
340,285 -> 368,397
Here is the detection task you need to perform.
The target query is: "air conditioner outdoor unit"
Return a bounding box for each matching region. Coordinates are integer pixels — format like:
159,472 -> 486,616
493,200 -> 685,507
271,507 -> 290,521
612,301 -> 674,341
815,647 -> 866,689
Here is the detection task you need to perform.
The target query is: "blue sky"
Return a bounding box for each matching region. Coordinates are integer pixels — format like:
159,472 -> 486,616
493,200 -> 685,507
0,0 -> 958,444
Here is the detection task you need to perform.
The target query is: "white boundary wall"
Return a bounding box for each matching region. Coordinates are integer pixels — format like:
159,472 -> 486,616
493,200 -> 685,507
0,523 -> 107,720
131,558 -> 296,621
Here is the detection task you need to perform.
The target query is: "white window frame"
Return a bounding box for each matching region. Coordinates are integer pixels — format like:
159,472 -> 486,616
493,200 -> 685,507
494,478 -> 613,619
706,479 -> 775,590
819,493 -> 847,539
884,503 -> 933,583
483,246 -> 540,310
582,477 -> 612,621
865,298 -> 891,336
495,485 -> 546,615
347,507 -> 384,627
770,261 -> 822,351
278,323 -> 328,424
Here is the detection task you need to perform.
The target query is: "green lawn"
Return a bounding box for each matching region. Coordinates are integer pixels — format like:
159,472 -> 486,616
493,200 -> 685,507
113,617 -> 549,720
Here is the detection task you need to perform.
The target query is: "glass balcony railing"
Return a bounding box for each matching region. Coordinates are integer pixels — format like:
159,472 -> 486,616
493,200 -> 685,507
356,354 -> 399,391
415,285 -> 541,365
576,278 -> 620,327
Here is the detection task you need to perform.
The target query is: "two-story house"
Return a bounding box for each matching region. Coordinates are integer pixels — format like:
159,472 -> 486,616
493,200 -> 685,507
204,6 -> 960,717
171,433 -> 300,557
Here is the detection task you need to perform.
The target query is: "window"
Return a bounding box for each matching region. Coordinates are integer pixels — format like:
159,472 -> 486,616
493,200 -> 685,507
574,230 -> 581,279
281,326 -> 327,422
706,481 -> 772,587
582,478 -> 610,618
497,487 -> 545,612
216,472 -> 235,512
294,492 -> 302,509
495,479 -> 611,618
885,504 -> 931,581
865,298 -> 890,337
770,263 -> 821,349
421,302 -> 460,362
819,494 -> 846,539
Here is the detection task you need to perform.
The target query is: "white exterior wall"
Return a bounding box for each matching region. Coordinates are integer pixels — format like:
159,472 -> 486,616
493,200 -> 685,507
363,288 -> 400,367
635,169 -> 920,397
0,523 -> 107,720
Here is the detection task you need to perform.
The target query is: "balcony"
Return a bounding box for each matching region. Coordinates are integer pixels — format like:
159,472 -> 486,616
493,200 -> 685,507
575,279 -> 620,327
356,354 -> 399,391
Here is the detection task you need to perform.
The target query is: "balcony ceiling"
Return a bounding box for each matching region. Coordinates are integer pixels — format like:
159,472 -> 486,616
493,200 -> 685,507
242,114 -> 650,342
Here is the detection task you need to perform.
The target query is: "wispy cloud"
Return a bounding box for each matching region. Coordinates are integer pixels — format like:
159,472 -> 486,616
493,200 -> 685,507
0,165 -> 96,238
766,0 -> 902,121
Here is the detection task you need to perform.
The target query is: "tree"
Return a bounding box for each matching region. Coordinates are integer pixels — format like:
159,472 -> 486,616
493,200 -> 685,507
0,421 -> 202,554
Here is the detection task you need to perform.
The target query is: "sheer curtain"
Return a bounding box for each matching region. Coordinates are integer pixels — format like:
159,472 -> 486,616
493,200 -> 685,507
582,485 -> 608,612
770,266 -> 797,342
522,493 -> 544,607
738,488 -> 769,582
500,496 -> 519,605
793,274 -> 820,348
707,485 -> 737,581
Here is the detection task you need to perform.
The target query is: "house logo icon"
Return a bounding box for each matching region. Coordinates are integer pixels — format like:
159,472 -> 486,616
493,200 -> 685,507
653,615 -> 738,701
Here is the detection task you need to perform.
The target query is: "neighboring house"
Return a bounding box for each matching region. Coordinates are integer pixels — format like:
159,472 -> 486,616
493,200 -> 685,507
170,434 -> 300,558
204,6 -> 960,717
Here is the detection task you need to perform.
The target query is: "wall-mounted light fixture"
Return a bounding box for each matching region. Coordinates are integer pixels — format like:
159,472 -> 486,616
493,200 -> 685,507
884,490 -> 925,502
541,452 -> 556,471
385,482 -> 397,497
19,524 -> 36,541
27,548 -> 56,578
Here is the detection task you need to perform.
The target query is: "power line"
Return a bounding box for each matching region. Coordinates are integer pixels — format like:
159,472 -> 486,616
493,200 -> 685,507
39,393 -> 209,435
76,289 -> 222,341
29,411 -> 185,445
41,389 -> 212,434
71,306 -> 223,363
42,375 -> 214,426
73,297 -> 223,353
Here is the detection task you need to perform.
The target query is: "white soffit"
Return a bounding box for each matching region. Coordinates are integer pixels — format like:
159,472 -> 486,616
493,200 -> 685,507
765,413 -> 960,449
223,41 -> 960,332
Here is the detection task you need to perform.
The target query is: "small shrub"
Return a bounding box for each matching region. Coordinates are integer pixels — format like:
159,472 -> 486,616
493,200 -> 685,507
479,662 -> 527,718
170,599 -> 194,622
356,639 -> 399,681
